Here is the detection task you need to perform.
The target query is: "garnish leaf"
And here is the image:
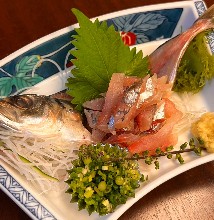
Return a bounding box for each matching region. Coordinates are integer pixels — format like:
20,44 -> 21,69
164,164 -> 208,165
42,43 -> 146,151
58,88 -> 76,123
125,48 -> 149,77
173,31 -> 214,93
66,8 -> 149,110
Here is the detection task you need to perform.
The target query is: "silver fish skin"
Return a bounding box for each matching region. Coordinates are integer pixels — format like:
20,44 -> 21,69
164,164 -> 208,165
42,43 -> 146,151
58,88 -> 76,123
0,94 -> 91,143
149,4 -> 214,83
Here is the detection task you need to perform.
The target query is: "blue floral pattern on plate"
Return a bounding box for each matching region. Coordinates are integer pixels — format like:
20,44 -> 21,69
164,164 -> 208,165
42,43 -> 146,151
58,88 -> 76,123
0,32 -> 74,97
107,9 -> 183,44
0,1 -> 211,219
0,165 -> 56,220
0,8 -> 184,98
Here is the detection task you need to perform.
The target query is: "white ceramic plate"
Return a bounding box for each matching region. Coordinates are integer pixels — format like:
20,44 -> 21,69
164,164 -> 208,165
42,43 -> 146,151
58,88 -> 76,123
0,1 -> 214,220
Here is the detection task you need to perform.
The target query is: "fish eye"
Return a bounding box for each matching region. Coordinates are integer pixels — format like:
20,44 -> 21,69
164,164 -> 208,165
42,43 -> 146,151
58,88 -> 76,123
12,96 -> 34,109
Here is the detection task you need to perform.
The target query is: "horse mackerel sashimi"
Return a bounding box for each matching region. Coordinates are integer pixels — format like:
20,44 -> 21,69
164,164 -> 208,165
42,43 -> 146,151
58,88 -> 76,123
84,73 -> 182,154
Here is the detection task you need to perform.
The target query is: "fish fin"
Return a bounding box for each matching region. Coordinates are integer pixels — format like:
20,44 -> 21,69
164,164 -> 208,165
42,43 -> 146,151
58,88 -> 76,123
199,4 -> 214,20
50,90 -> 73,102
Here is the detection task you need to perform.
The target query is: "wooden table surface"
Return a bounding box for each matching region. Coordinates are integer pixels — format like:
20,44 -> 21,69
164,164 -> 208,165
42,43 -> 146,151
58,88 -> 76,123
0,0 -> 214,219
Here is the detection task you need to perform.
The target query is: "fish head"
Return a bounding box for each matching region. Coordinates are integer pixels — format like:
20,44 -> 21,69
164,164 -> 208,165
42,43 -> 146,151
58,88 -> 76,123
0,94 -> 92,143
0,94 -> 47,132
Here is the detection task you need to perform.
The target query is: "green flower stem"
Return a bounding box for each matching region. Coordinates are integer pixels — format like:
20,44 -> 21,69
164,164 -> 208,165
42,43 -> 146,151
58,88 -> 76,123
106,147 -> 204,163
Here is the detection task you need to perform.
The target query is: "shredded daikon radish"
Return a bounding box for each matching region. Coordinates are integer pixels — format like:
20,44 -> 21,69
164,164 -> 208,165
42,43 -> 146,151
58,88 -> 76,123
170,92 -> 205,134
0,128 -> 80,193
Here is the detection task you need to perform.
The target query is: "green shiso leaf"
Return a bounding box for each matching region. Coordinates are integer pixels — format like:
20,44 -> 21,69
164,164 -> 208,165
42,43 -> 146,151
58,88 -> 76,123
173,31 -> 214,93
66,8 -> 149,110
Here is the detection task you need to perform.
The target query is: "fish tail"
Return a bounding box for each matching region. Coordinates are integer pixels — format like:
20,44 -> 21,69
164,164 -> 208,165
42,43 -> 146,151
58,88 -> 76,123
199,4 -> 214,20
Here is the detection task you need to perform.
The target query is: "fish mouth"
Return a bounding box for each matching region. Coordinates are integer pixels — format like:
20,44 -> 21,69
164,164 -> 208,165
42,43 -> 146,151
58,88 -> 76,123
0,122 -> 20,132
0,101 -> 20,132
0,114 -> 20,132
